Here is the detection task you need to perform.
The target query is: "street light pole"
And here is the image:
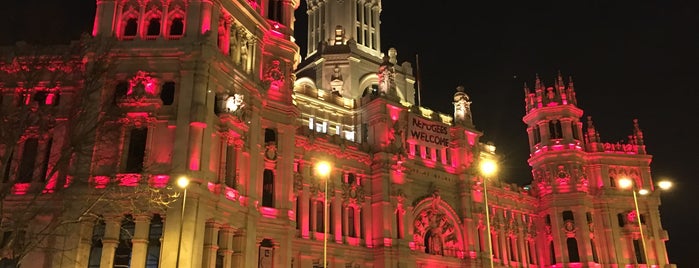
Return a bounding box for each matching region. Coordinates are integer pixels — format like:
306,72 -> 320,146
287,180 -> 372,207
619,177 -> 673,266
479,159 -> 497,268
176,176 -> 190,268
630,186 -> 649,266
316,162 -> 332,268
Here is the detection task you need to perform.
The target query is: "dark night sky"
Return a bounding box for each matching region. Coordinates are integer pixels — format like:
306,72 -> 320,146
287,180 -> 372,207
2,0 -> 697,266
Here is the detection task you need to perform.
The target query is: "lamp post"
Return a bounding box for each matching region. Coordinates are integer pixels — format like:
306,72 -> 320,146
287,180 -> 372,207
618,177 -> 673,267
316,162 -> 332,268
175,176 -> 190,268
479,159 -> 498,268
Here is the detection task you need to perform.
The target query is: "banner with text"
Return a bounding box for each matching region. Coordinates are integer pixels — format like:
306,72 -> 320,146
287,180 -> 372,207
408,114 -> 450,148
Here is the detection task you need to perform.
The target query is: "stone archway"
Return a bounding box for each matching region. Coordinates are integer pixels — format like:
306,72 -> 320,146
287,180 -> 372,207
412,193 -> 465,258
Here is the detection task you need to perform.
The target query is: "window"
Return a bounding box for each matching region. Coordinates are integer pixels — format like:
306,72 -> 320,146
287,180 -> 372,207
567,237 -> 580,262
2,149 -> 13,183
87,219 -> 105,267
124,18 -> 138,37
160,82 -> 175,105
586,212 -> 593,223
316,200 -> 324,232
264,128 -> 277,144
533,125 -> 541,144
617,213 -> 625,227
18,138 -> 39,183
34,91 -> 59,106
549,120 -> 563,139
633,239 -> 645,264
508,237 -> 516,261
562,210 -> 574,221
40,138 -> 53,181
348,207 -> 356,237
262,169 -> 274,207
114,215 -> 135,267
549,241 -> 556,265
125,128 -> 148,173
169,18 -> 184,36
146,18 -> 161,36
346,173 -> 356,185
267,0 -> 283,21
114,82 -> 129,105
145,215 -> 163,267
590,239 -> 599,263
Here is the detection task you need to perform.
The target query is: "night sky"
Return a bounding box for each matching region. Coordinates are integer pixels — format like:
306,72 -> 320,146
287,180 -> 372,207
2,0 -> 697,266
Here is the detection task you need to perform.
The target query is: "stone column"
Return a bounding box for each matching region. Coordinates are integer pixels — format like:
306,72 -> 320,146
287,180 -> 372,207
202,221 -> 221,268
74,219 -> 96,267
130,214 -> 152,268
99,216 -> 122,268
219,227 -> 235,268
299,189 -> 310,239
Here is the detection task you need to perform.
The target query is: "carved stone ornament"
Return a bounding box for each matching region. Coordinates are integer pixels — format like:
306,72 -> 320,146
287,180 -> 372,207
263,60 -> 284,90
563,220 -> 576,237
341,183 -> 365,204
127,71 -> 158,99
293,173 -> 303,191
264,143 -> 277,160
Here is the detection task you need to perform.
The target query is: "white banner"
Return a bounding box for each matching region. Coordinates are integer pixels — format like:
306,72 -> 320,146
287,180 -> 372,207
408,114 -> 450,148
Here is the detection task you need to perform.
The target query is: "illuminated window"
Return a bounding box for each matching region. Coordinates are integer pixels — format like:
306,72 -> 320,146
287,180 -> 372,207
308,117 -> 314,130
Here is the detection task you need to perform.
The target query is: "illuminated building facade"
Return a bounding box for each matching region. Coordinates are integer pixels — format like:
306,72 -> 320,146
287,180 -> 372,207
0,0 -> 673,267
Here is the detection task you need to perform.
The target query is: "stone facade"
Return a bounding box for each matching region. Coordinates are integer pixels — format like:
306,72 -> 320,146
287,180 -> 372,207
0,0 -> 673,267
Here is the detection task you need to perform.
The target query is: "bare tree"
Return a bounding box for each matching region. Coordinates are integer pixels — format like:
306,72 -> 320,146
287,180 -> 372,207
0,35 -> 180,267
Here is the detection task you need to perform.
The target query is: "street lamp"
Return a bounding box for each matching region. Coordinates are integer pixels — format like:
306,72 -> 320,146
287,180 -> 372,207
479,159 -> 498,268
316,161 -> 332,268
175,176 -> 190,268
618,177 -> 673,266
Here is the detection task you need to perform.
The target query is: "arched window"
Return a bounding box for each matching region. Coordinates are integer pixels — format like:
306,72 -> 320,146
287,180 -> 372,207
549,240 -> 556,265
146,17 -> 161,36
170,18 -> 184,36
124,18 -> 138,37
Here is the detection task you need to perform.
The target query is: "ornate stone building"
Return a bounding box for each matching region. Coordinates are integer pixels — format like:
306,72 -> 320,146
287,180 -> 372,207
0,0 -> 673,267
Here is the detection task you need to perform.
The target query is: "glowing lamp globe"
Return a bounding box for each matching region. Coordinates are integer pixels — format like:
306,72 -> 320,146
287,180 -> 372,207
479,160 -> 498,177
317,162 -> 332,178
177,176 -> 190,188
618,178 -> 633,189
658,180 -> 673,190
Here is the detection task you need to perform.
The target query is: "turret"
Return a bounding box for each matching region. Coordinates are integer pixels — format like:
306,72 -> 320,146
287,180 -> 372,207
453,86 -> 473,127
304,0 -> 382,57
522,73 -> 584,156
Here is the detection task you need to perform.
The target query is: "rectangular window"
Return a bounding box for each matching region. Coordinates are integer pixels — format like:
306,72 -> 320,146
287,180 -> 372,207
262,169 -> 275,207
146,214 -> 163,267
114,215 -> 135,267
125,128 -> 148,173
18,138 -> 39,183
633,239 -> 645,264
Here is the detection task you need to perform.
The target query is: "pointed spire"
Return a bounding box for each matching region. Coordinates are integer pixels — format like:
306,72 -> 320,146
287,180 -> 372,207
633,118 -> 645,146
567,75 -> 577,105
